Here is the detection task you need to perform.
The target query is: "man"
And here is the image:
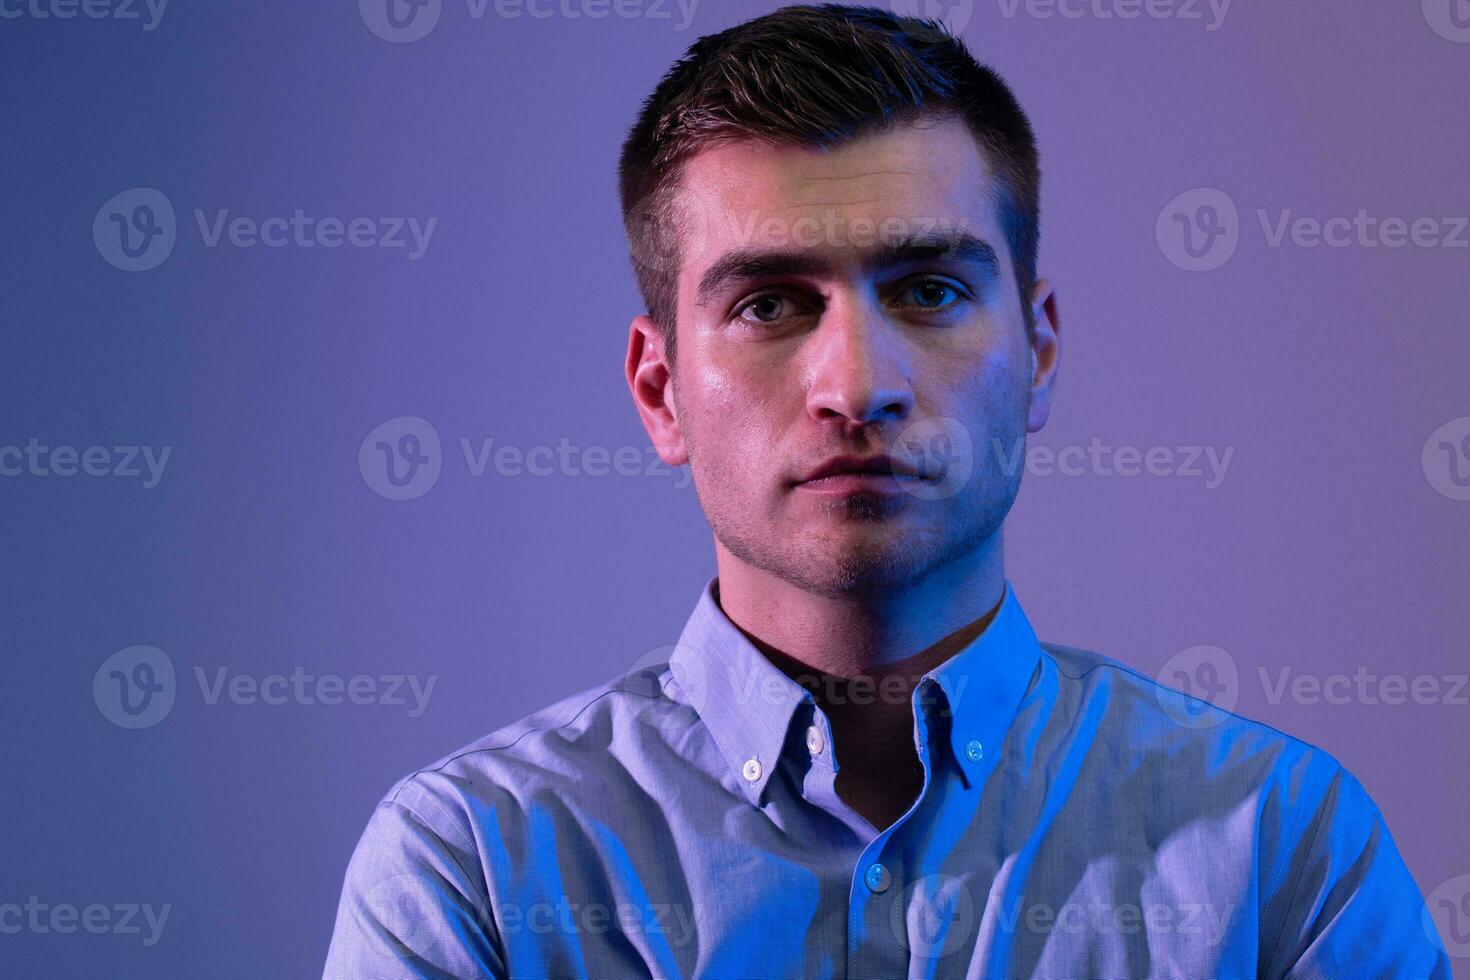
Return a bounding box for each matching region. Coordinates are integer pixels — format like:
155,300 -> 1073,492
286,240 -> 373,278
325,5 -> 1449,977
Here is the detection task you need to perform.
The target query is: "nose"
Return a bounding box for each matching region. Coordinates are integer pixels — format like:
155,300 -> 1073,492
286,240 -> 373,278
804,292 -> 914,429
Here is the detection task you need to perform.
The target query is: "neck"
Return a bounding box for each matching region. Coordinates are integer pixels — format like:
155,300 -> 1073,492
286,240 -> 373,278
753,597 -> 1003,750
710,543 -> 1009,834
713,531 -> 1006,678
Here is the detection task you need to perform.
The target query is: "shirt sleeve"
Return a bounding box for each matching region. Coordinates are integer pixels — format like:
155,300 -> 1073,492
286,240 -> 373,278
323,792 -> 506,980
1261,761 -> 1450,979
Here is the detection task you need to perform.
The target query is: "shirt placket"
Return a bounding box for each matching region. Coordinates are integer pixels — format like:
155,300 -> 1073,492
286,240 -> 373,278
843,686 -> 943,980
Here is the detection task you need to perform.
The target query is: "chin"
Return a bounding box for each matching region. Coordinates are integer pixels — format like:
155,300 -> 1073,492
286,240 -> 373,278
784,536 -> 943,597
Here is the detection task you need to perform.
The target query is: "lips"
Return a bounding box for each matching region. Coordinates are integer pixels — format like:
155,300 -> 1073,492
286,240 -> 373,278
795,454 -> 925,485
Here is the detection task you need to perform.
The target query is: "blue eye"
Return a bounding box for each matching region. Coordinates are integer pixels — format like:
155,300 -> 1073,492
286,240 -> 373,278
740,294 -> 788,323
735,292 -> 808,326
904,279 -> 961,310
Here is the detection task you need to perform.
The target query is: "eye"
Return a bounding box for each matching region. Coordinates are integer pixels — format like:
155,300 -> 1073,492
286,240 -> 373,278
894,277 -> 968,312
733,291 -> 806,326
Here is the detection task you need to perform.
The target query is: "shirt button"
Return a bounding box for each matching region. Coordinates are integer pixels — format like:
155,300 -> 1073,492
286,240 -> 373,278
964,739 -> 984,762
742,757 -> 762,782
864,863 -> 891,893
805,725 -> 824,755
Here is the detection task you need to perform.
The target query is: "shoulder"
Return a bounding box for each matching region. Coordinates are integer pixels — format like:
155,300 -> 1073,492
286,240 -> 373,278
1039,639 -> 1330,750
368,661 -> 686,845
1034,640 -> 1407,903
1036,639 -> 1354,813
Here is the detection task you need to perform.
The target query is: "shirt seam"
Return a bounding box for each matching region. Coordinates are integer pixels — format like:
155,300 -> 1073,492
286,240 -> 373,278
1257,761 -> 1341,979
1047,648 -> 1322,752
390,785 -> 477,854
391,677 -> 673,788
381,798 -> 495,916
373,798 -> 502,979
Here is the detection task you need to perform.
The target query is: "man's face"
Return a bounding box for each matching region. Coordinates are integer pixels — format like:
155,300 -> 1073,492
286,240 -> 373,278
629,114 -> 1059,598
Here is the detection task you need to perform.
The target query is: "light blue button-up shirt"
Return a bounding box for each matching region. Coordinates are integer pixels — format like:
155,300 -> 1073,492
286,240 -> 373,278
324,577 -> 1450,978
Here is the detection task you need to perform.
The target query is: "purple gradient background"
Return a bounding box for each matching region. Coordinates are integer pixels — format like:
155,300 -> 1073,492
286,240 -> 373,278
2,1 -> 1467,975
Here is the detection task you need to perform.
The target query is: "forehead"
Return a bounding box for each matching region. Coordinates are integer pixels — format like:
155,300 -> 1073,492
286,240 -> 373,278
673,114 -> 1003,270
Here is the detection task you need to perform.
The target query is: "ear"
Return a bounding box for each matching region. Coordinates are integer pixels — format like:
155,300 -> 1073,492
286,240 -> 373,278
1025,279 -> 1061,433
626,314 -> 689,466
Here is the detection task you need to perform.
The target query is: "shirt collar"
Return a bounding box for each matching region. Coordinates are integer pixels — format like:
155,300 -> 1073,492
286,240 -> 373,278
922,579 -> 1044,786
668,576 -> 1043,806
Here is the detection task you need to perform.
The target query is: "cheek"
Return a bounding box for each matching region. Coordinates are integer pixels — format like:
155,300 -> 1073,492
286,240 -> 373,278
697,349 -> 790,421
924,340 -> 1028,431
984,340 -> 1030,395
915,351 -> 1025,494
682,361 -> 781,461
982,348 -> 1029,417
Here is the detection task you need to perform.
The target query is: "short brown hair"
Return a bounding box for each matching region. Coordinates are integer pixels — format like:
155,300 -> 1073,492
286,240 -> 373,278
617,3 -> 1041,366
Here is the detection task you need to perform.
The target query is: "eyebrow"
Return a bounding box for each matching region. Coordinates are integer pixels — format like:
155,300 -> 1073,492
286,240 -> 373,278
694,230 -> 1001,306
